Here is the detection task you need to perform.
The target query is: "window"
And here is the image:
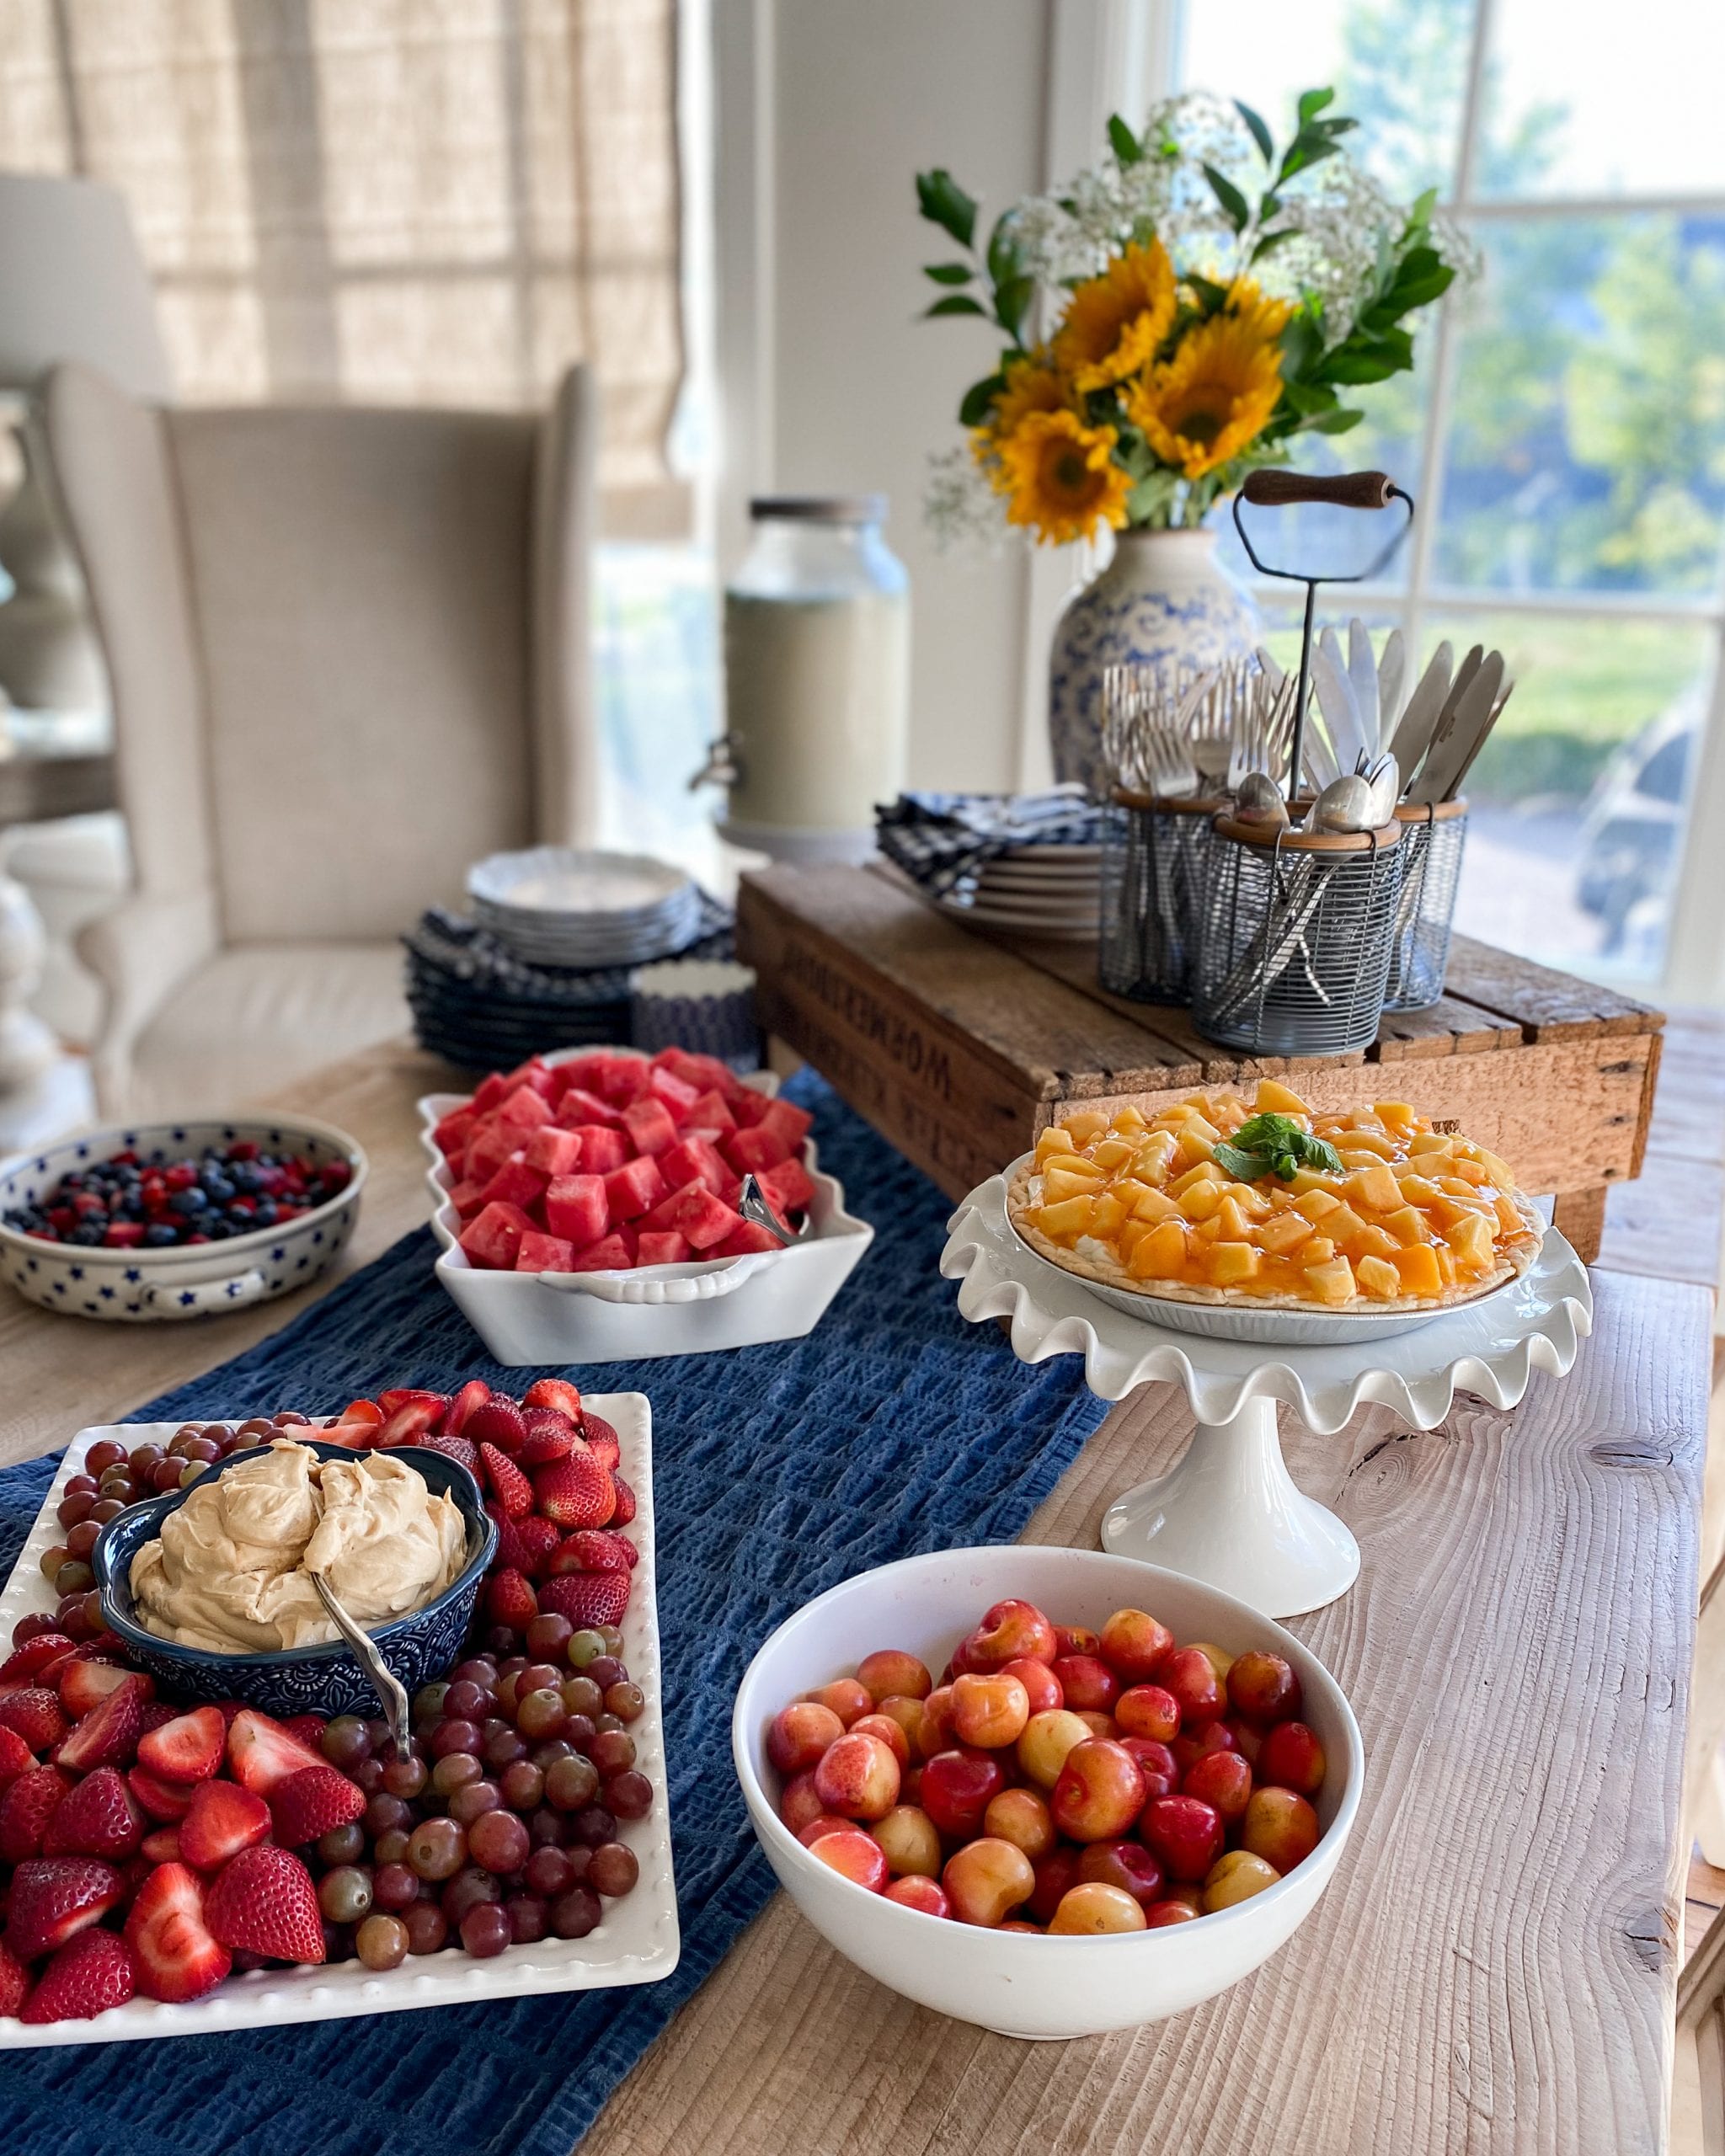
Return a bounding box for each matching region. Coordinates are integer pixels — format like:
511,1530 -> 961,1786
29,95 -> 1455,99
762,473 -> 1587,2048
1176,0 -> 1725,990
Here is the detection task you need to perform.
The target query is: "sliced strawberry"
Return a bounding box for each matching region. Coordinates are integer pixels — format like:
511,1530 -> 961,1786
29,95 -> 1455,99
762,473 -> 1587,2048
0,1633 -> 77,1685
126,1763 -> 199,1823
523,1377 -> 583,1420
479,1443 -> 533,1518
467,1395 -> 527,1454
269,1764 -> 365,1847
579,1413 -> 622,1470
136,1705 -> 225,1784
495,1513 -> 561,1580
204,1844 -> 324,1963
611,1473 -> 638,1527
225,1707 -> 325,1796
438,1378 -> 492,1436
372,1395 -> 447,1449
0,1724 -> 34,1790
53,1673 -> 147,1772
0,1764 -> 72,1860
485,1567 -> 538,1630
533,1451 -> 616,1529
5,1854 -> 124,1957
43,1767 -> 142,1860
58,1655 -> 151,1721
551,1529 -> 632,1576
0,1686 -> 70,1754
0,1940 -> 31,2017
338,1396 -> 384,1427
20,1926 -> 136,2024
124,1861 -> 232,2003
141,1825 -> 183,1864
414,1432 -> 481,1478
539,1570 -> 629,1629
518,1408 -> 577,1466
377,1386 -> 446,1415
178,1779 -> 271,1870
317,1419 -> 384,1450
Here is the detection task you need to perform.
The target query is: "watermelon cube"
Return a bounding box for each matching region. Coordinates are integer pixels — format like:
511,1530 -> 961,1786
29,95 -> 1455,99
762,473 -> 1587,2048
655,1183 -> 740,1251
637,1230 -> 692,1267
515,1230 -> 576,1273
467,1118 -> 523,1182
654,1048 -> 745,1099
553,1086 -> 621,1130
473,1071 -> 509,1113
646,1064 -> 701,1118
446,1178 -> 486,1220
458,1201 -> 535,1271
569,1123 -> 629,1175
524,1126 -> 585,1177
756,1156 -> 815,1218
725,1123 -> 793,1177
658,1135 -> 729,1196
570,1233 -> 633,1273
605,1155 -> 666,1222
544,1174 -> 609,1248
682,1090 -> 736,1135
509,1055 -> 557,1092
622,1097 -> 679,1157
757,1097 -> 814,1153
552,1053 -> 612,1098
617,1223 -> 639,1262
479,1154 -> 548,1213
729,1087 -> 772,1128
714,1219 -> 784,1257
497,1086 -> 553,1135
433,1107 -> 475,1161
595,1055 -> 653,1107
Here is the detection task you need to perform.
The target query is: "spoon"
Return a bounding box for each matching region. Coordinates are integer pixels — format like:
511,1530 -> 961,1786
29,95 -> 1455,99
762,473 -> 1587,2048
1308,773 -> 1375,835
1234,771 -> 1289,827
738,1174 -> 801,1246
311,1573 -> 411,1760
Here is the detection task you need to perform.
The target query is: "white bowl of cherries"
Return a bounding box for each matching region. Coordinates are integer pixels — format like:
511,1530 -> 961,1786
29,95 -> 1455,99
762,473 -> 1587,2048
734,1544 -> 1363,2041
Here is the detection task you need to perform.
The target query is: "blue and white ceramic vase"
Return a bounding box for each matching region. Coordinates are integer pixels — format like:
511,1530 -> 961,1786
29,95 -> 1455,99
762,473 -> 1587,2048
1049,528 -> 1259,792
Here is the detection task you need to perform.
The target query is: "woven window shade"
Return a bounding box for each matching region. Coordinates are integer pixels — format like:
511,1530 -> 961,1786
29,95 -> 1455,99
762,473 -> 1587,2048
0,0 -> 687,536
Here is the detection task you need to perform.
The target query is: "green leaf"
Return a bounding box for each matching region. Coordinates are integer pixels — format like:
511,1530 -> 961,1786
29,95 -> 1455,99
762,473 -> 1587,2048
1125,468 -> 1179,523
1214,1115 -> 1344,1186
915,168 -> 977,250
1250,226 -> 1297,264
1235,100 -> 1274,163
1108,113 -> 1143,166
958,373 -> 1007,427
922,263 -> 973,286
923,294 -> 989,319
1186,272 -> 1233,312
985,212 -> 1020,290
1203,162 -> 1252,233
1279,378 -> 1337,416
993,273 -> 1035,340
1316,347 -> 1403,384
1308,407 -> 1365,434
1295,86 -> 1336,125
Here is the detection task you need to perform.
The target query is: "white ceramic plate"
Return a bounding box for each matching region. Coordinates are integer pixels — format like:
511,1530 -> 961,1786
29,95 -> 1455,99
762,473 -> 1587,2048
0,1395 -> 679,2047
467,849 -> 693,919
418,1049 -> 874,1364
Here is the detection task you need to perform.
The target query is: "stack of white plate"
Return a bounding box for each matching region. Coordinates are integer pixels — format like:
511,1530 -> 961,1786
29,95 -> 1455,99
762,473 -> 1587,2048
467,848 -> 701,968
937,844 -> 1101,940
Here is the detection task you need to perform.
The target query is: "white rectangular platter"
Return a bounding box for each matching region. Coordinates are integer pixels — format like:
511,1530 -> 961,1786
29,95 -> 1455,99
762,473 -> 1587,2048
0,1390 -> 679,2046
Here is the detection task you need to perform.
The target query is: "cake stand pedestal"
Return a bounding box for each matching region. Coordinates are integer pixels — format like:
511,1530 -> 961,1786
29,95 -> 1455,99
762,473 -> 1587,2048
941,1177 -> 1593,1620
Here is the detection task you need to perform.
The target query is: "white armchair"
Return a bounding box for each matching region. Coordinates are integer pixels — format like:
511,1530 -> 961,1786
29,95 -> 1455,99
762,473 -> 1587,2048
44,360 -> 599,1117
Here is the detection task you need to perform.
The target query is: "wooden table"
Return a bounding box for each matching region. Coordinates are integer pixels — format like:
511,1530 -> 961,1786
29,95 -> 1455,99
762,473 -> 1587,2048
738,866 -> 1666,1262
0,1038 -> 1708,2155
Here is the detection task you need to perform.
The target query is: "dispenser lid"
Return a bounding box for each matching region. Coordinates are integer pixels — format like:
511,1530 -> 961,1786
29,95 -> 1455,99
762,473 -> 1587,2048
749,494 -> 886,525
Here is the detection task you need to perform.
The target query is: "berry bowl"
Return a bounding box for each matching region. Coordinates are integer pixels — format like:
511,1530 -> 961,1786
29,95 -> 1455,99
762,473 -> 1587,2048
733,1545 -> 1363,2041
92,1440 -> 498,1718
0,1113 -> 366,1322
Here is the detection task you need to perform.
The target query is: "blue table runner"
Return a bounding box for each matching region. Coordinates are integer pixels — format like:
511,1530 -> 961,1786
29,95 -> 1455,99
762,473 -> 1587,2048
0,1076 -> 1108,2156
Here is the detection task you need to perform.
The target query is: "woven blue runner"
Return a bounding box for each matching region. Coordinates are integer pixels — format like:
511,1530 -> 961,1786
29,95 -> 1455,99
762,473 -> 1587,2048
0,1076 -> 1108,2156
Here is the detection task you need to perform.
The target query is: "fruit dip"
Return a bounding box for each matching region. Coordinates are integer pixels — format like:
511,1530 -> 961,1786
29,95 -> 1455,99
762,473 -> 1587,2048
127,1438 -> 467,1652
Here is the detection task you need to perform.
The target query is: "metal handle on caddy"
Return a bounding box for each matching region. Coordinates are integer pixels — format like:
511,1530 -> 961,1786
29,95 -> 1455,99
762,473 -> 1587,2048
1231,470 -> 1416,802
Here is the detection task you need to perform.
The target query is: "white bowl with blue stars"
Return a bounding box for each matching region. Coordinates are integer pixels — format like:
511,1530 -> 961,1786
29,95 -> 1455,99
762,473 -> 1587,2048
0,1114 -> 366,1321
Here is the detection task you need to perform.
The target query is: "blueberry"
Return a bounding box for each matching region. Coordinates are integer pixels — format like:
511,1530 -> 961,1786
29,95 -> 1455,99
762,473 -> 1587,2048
69,1221 -> 106,1246
170,1188 -> 206,1217
253,1201 -> 278,1226
202,1174 -> 235,1204
144,1223 -> 180,1247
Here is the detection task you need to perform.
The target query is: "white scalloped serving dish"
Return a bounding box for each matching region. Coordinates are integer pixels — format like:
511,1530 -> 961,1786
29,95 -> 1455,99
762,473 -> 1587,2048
417,1049 -> 873,1364
0,1392 -> 678,2047
943,1172 -> 1592,1432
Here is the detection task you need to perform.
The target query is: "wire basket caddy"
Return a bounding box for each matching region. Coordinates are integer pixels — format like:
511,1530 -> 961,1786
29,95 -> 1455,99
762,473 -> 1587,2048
1190,816 -> 1408,1056
1383,799 -> 1467,1012
1098,790 -> 1223,1004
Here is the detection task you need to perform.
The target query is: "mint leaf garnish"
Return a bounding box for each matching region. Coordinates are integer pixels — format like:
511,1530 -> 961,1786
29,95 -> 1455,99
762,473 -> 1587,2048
1213,1113 -> 1343,1185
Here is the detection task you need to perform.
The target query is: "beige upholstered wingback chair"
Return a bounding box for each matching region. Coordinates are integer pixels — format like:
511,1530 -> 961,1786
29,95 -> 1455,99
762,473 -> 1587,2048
44,360 -> 598,1118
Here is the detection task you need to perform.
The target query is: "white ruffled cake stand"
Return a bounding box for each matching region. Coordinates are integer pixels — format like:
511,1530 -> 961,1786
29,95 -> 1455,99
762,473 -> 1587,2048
941,1175 -> 1593,1619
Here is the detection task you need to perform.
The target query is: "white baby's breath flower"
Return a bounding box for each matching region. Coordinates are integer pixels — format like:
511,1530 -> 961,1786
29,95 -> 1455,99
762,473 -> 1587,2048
922,446 -> 1007,553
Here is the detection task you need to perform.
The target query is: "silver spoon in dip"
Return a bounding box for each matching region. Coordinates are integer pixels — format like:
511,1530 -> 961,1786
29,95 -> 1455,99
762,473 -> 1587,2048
311,1572 -> 411,1759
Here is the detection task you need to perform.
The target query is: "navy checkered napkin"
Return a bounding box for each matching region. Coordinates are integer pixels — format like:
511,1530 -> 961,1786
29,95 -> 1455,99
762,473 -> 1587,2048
875,787 -> 1108,899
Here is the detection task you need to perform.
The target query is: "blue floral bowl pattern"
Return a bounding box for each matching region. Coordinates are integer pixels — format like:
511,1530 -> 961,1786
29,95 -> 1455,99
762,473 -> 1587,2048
1049,529 -> 1258,792
0,1114 -> 366,1323
93,1440 -> 496,1718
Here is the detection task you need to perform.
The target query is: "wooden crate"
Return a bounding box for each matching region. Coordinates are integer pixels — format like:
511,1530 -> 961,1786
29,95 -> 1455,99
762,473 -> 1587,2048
736,865 -> 1666,1262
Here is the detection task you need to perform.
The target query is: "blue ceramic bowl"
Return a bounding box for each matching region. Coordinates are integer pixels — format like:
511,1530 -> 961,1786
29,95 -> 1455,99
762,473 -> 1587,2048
93,1440 -> 497,1718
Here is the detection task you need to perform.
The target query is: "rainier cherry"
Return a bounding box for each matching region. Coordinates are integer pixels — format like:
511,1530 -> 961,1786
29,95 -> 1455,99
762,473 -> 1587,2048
966,1599 -> 1058,1671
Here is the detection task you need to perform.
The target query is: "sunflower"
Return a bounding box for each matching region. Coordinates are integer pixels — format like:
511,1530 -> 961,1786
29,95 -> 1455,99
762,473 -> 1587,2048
1221,275 -> 1295,344
1054,238 -> 1178,392
996,408 -> 1132,545
1126,312 -> 1286,481
991,353 -> 1073,435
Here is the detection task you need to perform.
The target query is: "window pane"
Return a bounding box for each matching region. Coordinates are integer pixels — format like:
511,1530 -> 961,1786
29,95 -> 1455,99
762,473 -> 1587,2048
1436,215 -> 1725,597
1176,0 -> 1471,197
1429,611 -> 1716,985
1477,0 -> 1725,200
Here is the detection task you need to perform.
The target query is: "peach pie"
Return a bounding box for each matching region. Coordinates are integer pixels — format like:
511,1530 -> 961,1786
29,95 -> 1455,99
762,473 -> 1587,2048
1007,1082 -> 1542,1315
